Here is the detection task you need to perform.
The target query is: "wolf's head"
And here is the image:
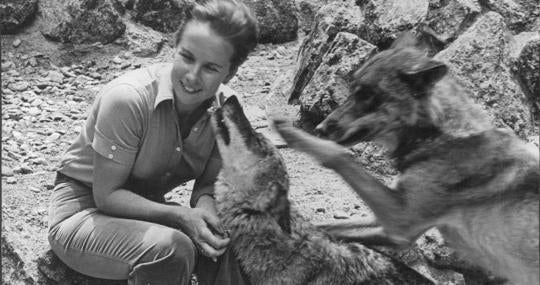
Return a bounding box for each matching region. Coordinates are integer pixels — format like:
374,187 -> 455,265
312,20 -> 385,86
316,33 -> 452,152
211,96 -> 290,225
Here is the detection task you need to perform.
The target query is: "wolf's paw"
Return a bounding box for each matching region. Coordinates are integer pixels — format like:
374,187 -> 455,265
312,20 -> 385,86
272,118 -> 349,168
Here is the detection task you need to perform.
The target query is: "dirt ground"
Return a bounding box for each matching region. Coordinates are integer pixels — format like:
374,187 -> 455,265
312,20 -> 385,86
1,24 -> 381,280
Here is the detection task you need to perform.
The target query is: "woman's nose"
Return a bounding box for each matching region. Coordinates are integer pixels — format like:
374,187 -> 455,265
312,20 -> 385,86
185,65 -> 200,83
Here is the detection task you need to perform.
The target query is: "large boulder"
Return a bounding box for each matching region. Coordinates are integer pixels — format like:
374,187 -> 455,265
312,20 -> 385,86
295,0 -> 329,35
357,0 -> 429,46
120,20 -> 167,57
481,0 -> 540,33
436,12 -> 534,138
288,1 -> 365,103
40,0 -> 126,44
243,0 -> 299,44
132,0 -> 193,33
508,32 -> 540,118
0,0 -> 38,34
299,32 -> 377,124
419,0 -> 481,49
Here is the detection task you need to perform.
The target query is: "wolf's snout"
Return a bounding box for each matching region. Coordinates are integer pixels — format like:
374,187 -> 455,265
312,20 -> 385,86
315,120 -> 334,138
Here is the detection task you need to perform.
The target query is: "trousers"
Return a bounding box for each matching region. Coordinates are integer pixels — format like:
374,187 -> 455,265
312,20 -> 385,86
48,173 -> 249,285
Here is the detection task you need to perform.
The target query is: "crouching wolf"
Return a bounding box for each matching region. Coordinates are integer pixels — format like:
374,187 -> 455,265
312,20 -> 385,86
211,95 -> 434,284
273,34 -> 539,285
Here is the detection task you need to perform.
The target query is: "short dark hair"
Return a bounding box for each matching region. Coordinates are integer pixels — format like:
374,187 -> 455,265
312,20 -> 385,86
174,0 -> 259,70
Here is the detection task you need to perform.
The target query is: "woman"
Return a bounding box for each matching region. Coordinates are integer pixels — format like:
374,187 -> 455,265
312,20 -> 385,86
47,1 -> 258,284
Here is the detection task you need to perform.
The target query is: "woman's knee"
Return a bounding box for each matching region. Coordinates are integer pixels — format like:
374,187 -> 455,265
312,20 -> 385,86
144,228 -> 197,267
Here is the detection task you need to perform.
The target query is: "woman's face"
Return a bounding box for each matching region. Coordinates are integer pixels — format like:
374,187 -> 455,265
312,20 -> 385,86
171,20 -> 236,109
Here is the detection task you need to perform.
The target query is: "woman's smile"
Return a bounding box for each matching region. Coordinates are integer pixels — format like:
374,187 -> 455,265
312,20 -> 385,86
171,20 -> 235,107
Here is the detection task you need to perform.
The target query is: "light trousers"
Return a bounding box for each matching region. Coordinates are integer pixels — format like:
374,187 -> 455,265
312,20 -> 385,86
48,173 -> 248,285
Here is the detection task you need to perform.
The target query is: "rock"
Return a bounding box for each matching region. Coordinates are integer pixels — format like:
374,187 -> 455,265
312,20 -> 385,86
112,56 -> 123,64
299,33 -> 377,124
2,166 -> 14,177
12,38 -> 22,47
8,81 -> 29,92
13,166 -> 32,175
47,70 -> 65,83
357,0 -> 429,46
0,0 -> 38,34
418,0 -> 481,51
287,1 -> 365,103
133,0 -> 193,33
436,12 -> 534,138
243,0 -> 299,44
333,210 -> 349,219
1,60 -> 15,71
124,22 -> 166,57
5,177 -> 17,184
40,0 -> 126,44
481,0 -> 540,33
44,133 -> 61,143
296,0 -> 328,35
508,31 -> 540,117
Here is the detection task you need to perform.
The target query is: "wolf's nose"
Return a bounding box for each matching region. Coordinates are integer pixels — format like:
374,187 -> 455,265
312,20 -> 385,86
314,123 -> 329,138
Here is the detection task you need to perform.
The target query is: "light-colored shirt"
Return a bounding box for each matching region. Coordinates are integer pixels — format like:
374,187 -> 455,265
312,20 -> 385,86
58,63 -> 238,206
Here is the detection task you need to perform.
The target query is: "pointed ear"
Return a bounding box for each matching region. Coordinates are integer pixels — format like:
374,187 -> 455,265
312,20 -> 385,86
391,32 -> 418,49
399,60 -> 448,91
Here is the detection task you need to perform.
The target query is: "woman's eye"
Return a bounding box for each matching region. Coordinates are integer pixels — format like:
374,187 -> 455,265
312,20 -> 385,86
180,53 -> 194,62
205,66 -> 219,73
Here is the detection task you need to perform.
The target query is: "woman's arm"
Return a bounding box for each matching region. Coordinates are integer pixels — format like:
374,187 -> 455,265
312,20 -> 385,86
92,150 -> 188,228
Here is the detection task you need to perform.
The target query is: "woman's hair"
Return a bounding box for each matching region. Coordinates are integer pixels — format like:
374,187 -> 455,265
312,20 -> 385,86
174,0 -> 259,70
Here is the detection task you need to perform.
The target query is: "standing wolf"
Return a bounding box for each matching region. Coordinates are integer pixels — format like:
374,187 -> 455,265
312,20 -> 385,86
273,34 -> 539,285
211,96 -> 433,284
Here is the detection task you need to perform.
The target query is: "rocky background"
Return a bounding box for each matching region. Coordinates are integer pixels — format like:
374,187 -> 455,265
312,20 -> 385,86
1,0 -> 538,284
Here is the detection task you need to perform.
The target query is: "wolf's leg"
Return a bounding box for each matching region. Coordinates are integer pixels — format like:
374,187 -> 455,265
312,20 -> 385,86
314,216 -> 411,247
273,120 -> 425,240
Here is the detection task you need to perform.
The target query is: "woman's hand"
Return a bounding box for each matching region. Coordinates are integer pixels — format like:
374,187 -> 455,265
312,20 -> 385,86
174,199 -> 229,261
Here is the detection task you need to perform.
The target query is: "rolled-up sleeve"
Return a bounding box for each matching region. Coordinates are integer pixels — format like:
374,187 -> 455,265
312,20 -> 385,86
190,144 -> 222,207
92,84 -> 144,166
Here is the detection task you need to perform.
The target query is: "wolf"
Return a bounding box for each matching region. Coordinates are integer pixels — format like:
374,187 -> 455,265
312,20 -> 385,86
211,95 -> 434,285
273,34 -> 540,285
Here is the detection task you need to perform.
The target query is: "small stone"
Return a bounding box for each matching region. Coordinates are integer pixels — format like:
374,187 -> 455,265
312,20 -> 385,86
30,186 -> 41,193
2,166 -> 14,177
12,39 -> 22,48
112,56 -> 123,64
28,107 -> 41,116
13,164 -> 33,175
28,57 -> 38,67
44,133 -> 61,143
333,210 -> 349,219
316,207 -> 326,213
48,70 -> 65,83
32,157 -> 49,166
1,61 -> 14,71
6,177 -> 17,184
8,81 -> 29,92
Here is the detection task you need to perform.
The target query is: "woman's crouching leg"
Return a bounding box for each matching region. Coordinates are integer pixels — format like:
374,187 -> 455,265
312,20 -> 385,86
48,208 -> 197,285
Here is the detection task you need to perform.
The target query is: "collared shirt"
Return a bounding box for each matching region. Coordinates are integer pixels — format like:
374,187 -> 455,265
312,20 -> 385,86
58,63 -> 238,206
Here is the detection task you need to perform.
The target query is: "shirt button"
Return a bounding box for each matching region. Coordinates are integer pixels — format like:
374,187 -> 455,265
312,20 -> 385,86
176,147 -> 181,152
111,145 -> 117,151
108,154 -> 114,159
165,172 -> 171,176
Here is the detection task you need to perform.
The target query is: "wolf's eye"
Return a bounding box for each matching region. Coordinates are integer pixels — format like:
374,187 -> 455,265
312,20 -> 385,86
354,85 -> 375,102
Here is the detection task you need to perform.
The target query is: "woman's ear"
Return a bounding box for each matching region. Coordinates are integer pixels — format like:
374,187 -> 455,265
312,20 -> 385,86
224,65 -> 239,84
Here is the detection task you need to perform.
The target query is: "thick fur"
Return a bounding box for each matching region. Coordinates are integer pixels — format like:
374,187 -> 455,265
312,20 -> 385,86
273,34 -> 539,285
212,96 -> 434,285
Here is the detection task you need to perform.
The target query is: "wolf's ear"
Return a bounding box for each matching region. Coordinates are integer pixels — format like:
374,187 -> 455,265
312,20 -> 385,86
399,60 -> 448,92
391,32 -> 418,49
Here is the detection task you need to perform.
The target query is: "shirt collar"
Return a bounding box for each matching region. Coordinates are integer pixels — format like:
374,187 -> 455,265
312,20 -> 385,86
155,63 -> 175,108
